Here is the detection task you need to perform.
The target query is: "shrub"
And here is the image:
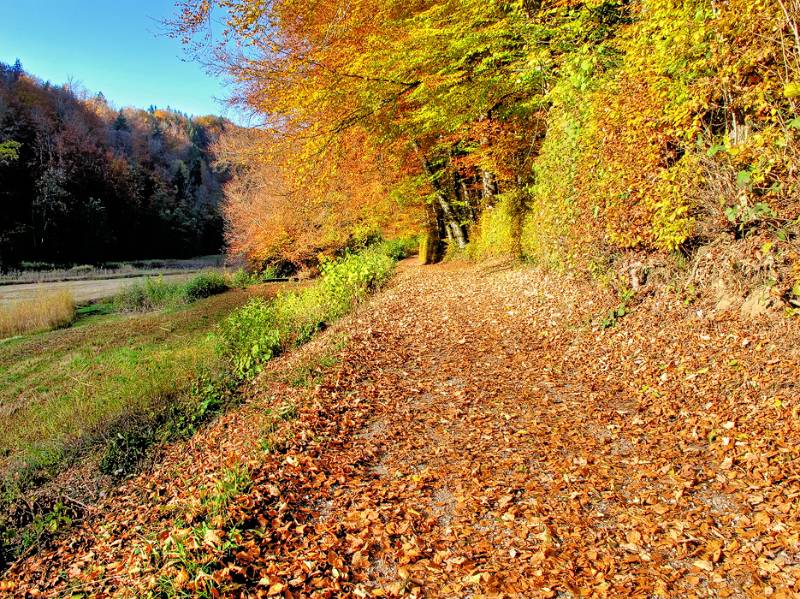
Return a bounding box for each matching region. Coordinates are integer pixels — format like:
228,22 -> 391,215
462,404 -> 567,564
70,265 -> 94,275
229,266 -> 281,288
230,267 -> 254,288
0,291 -> 75,338
218,299 -> 283,379
115,272 -> 228,312
317,249 -> 395,317
114,276 -> 186,312
99,426 -> 154,476
19,261 -> 56,271
183,271 -> 228,301
218,247 -> 397,380
373,237 -> 418,261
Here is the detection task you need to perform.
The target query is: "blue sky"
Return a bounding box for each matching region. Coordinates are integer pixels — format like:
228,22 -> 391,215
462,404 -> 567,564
0,0 -> 241,121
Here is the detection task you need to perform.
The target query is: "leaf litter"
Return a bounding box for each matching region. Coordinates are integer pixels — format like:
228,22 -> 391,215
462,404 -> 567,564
3,259 -> 800,597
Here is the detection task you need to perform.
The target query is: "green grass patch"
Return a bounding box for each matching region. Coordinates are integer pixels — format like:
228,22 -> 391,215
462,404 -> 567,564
114,271 -> 229,312
0,291 -> 253,564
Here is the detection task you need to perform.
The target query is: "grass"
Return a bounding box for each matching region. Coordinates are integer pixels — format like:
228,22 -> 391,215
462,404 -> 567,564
114,271 -> 229,312
0,240 -> 412,566
0,288 -> 266,564
0,293 -> 245,483
0,290 -> 75,338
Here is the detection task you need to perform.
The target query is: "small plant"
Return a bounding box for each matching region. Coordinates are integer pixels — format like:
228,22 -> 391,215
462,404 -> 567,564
99,426 -> 155,476
601,288 -> 635,329
19,500 -> 72,552
201,464 -> 252,522
724,201 -> 776,235
230,267 -> 255,288
219,247 -> 397,381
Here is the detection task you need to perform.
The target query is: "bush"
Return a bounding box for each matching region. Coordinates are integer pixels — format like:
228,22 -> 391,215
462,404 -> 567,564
317,249 -> 395,316
183,271 -> 228,301
229,266 -> 281,289
218,299 -> 283,379
0,291 -> 75,338
19,261 -> 56,271
114,276 -> 186,312
230,268 -> 254,289
373,237 -> 418,261
115,272 -> 228,312
218,247 -> 397,380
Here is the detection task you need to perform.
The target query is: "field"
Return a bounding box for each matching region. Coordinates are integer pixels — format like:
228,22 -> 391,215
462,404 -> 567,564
0,272 -> 200,306
0,283 -> 288,487
0,256 -> 225,285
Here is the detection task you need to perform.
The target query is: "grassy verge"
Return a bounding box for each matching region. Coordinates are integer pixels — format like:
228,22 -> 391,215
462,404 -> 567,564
0,290 -> 254,564
0,240 -> 413,567
218,246 -> 398,380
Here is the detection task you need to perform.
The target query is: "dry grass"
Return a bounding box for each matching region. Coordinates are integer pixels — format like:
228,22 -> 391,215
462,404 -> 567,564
0,291 -> 75,338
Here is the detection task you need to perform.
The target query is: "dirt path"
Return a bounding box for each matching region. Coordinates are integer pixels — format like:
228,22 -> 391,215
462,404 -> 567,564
0,273 -> 198,305
5,261 -> 800,597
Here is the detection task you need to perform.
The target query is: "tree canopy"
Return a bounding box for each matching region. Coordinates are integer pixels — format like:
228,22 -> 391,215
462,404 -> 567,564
0,61 -> 232,268
173,0 -> 800,273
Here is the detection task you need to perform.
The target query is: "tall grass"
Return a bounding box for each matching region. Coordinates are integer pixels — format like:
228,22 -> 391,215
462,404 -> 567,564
114,271 -> 228,312
0,291 -> 75,338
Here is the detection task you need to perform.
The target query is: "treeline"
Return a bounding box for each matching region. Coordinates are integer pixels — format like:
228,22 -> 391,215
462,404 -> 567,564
176,0 -> 800,289
0,60 -> 230,269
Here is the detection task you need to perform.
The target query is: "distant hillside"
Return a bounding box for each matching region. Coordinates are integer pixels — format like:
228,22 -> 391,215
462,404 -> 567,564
0,60 -> 233,268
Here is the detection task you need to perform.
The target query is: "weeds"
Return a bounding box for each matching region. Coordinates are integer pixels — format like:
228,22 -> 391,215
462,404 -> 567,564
183,272 -> 228,301
229,266 -> 280,288
201,464 -> 252,523
219,248 -> 396,379
601,288 -> 636,329
114,271 -> 229,312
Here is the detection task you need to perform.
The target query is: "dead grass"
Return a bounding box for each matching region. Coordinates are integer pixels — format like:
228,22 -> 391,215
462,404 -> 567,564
0,291 -> 75,339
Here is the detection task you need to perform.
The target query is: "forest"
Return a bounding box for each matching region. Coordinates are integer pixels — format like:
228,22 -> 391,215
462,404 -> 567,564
0,60 -> 230,268
175,0 -> 800,298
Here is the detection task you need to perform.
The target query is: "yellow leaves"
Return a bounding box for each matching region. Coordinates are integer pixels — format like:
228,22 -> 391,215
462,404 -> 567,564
173,568 -> 190,587
693,558 -> 714,572
203,528 -> 223,547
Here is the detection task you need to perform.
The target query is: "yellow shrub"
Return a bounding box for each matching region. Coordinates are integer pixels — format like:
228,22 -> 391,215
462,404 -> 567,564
470,198 -> 516,260
0,290 -> 75,338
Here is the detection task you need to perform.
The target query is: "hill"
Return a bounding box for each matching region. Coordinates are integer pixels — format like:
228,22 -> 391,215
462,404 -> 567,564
0,61 -> 232,269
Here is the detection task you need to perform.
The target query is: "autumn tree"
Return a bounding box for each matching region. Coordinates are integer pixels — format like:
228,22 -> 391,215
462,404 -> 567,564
0,62 -> 233,268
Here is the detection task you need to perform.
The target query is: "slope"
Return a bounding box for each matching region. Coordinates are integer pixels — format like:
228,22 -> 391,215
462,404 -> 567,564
4,260 -> 800,597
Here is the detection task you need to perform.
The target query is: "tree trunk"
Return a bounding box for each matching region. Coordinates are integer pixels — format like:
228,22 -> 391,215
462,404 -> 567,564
414,143 -> 468,250
481,168 -> 499,206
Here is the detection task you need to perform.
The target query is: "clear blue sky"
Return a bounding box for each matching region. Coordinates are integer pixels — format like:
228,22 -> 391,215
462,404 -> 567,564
0,0 -> 239,121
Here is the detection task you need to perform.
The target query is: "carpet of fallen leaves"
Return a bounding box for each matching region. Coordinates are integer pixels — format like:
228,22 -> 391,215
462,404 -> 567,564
3,259 -> 800,597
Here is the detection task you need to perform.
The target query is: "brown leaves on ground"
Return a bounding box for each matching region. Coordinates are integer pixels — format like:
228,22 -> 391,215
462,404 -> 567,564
4,260 -> 800,597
